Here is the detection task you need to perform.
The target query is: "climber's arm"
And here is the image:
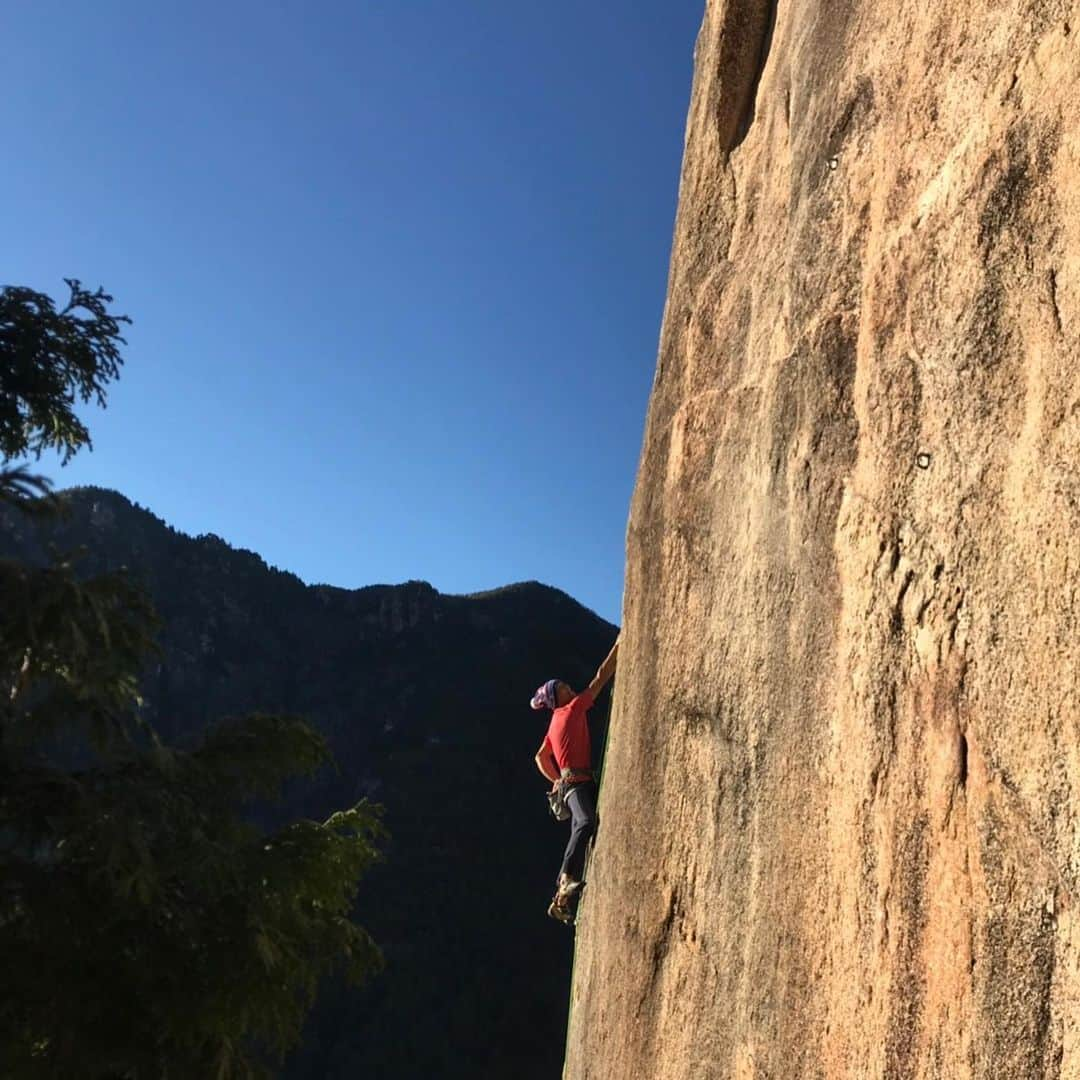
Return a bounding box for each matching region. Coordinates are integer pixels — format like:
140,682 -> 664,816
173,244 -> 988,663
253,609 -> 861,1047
535,738 -> 559,784
586,637 -> 619,700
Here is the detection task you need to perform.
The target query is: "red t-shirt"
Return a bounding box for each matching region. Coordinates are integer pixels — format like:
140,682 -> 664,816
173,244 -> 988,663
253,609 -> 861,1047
544,690 -> 594,773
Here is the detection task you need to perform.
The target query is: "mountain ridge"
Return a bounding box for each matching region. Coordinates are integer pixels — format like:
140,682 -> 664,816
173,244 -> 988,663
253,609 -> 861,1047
40,484 -> 612,624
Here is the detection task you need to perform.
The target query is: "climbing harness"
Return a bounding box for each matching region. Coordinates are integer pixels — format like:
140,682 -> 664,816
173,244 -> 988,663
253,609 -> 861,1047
547,768 -> 594,822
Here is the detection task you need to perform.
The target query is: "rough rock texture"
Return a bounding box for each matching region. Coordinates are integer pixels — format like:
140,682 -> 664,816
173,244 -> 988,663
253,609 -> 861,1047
566,1 -> 1078,1077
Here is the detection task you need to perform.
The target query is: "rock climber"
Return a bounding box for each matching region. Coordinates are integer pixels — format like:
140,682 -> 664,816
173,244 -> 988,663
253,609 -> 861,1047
531,637 -> 619,924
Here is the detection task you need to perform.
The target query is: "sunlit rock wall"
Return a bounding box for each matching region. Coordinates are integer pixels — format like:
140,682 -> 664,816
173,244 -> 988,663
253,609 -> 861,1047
566,1 -> 1079,1076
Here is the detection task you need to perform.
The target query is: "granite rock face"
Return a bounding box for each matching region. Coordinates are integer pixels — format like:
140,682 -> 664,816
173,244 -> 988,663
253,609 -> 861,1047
566,1 -> 1078,1076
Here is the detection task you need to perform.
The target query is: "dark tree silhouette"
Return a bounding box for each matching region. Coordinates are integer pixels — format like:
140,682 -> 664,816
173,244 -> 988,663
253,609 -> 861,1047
0,280 -> 384,1079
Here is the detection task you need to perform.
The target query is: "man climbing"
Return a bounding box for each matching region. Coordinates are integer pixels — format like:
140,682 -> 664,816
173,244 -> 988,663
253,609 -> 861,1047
531,637 -> 619,925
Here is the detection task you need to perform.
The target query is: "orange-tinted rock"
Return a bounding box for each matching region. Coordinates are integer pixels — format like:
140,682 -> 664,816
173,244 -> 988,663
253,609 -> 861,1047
565,1 -> 1079,1076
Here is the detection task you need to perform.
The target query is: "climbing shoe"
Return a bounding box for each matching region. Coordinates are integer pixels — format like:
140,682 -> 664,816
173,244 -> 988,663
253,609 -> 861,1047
547,897 -> 574,925
557,873 -> 584,898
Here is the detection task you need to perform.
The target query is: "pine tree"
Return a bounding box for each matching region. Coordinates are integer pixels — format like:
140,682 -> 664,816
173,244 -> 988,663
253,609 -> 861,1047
0,280 -> 384,1078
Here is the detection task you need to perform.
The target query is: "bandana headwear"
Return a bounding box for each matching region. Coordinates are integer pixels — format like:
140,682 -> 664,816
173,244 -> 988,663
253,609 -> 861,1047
530,678 -> 561,711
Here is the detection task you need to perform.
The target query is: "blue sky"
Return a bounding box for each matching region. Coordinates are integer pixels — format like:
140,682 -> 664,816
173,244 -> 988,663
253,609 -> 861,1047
4,2 -> 702,625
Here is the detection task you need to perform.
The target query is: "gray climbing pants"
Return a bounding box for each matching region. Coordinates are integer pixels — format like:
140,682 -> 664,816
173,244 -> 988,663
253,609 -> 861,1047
559,780 -> 597,883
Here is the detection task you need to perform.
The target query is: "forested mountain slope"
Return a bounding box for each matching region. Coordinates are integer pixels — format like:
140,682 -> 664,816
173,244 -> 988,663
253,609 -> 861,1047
1,486 -> 617,1077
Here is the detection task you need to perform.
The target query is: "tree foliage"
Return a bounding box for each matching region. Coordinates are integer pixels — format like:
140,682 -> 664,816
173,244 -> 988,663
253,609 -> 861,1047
0,279 -> 129,463
0,281 -> 384,1078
